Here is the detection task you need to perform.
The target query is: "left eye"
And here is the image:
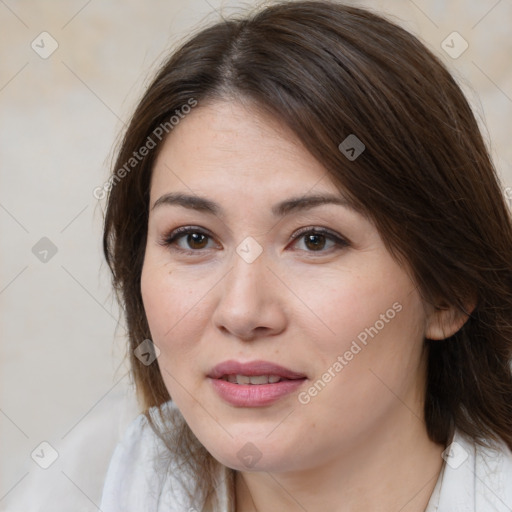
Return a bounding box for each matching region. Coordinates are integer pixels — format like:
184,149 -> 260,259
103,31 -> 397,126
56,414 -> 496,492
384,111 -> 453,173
290,229 -> 348,252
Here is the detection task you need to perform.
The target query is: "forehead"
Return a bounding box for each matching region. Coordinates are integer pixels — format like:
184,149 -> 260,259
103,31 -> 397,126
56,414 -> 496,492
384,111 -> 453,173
149,100 -> 340,202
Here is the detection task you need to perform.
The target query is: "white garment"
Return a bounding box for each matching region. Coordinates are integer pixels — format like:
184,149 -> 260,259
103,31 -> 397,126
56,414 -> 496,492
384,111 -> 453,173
1,386 -> 140,512
100,400 -> 230,512
100,401 -> 512,511
425,429 -> 512,512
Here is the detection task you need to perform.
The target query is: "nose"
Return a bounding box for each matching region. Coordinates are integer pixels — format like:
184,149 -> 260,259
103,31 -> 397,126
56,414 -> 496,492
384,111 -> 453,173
212,250 -> 287,341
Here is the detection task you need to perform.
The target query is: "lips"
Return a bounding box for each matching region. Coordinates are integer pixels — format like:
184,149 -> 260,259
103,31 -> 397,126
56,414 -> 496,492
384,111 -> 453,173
208,360 -> 306,381
208,360 -> 307,407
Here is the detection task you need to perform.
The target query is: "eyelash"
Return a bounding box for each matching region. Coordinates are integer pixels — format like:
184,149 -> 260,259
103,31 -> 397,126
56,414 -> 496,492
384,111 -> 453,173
159,225 -> 350,255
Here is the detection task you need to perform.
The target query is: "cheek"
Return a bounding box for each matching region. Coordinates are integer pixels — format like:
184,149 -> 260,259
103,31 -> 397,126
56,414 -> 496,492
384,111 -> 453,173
287,263 -> 412,349
306,292 -> 424,412
140,258 -> 213,354
289,260 -> 426,395
140,259 -> 216,406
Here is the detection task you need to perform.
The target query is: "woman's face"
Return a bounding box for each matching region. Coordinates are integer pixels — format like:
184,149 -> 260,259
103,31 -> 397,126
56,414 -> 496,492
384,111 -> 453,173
141,100 -> 431,472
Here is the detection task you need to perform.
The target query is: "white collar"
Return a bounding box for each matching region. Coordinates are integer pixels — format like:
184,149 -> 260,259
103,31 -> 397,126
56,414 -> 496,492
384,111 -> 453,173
426,429 -> 512,511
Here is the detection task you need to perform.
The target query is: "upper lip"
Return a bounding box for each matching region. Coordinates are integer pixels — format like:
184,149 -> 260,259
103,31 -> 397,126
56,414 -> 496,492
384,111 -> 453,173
208,360 -> 306,380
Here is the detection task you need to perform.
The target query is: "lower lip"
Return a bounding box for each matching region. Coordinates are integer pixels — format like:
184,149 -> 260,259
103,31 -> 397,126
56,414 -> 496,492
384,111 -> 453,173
209,378 -> 306,407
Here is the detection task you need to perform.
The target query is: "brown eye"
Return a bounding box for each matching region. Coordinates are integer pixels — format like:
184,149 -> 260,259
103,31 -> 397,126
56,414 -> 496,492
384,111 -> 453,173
161,226 -> 218,252
304,233 -> 327,251
290,227 -> 349,253
187,232 -> 209,249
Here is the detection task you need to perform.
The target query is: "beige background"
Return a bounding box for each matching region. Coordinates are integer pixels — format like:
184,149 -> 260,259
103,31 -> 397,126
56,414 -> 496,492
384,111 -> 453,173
1,0 -> 511,510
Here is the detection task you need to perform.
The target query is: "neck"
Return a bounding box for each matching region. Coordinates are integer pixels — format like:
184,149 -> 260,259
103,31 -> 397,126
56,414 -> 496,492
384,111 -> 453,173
235,410 -> 445,512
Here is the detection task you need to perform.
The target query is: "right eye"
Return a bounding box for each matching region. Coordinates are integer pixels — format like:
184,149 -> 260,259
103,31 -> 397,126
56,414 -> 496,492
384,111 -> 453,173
159,226 -> 220,253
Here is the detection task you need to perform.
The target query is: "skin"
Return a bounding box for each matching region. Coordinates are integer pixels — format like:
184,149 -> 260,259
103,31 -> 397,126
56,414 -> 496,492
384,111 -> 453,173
140,100 -> 466,511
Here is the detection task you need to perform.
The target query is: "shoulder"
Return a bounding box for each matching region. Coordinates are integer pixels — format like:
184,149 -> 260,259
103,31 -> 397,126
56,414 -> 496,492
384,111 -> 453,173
99,400 -> 197,512
433,430 -> 512,511
473,432 -> 512,510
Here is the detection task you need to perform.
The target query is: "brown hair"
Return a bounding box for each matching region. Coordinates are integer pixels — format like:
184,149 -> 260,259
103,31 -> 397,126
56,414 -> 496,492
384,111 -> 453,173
103,1 -> 512,509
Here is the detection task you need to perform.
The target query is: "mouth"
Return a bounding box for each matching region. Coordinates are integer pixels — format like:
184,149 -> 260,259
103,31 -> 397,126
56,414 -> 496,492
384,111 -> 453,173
208,359 -> 306,380
208,360 -> 307,407
219,374 -> 291,384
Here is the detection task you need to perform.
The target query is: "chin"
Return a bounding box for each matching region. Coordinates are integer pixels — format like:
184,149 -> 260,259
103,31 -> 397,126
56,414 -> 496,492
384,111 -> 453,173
196,429 -> 299,473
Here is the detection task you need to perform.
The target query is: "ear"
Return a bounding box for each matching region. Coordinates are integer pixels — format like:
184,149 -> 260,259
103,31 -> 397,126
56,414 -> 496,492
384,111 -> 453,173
425,302 -> 474,340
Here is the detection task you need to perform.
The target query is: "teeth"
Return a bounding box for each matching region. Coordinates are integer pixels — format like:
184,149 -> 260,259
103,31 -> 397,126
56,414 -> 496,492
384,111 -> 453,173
225,374 -> 282,385
249,375 -> 269,385
236,375 -> 251,385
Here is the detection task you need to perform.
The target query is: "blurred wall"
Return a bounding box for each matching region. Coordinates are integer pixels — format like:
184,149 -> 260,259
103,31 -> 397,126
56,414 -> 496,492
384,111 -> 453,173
1,0 -> 511,509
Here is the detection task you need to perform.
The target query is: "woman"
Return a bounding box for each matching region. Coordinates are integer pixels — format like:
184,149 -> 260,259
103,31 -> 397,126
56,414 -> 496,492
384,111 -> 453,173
100,1 -> 512,510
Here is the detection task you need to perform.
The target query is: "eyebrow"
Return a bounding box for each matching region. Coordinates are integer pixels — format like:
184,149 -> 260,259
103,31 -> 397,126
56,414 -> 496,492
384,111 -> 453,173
151,192 -> 352,216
